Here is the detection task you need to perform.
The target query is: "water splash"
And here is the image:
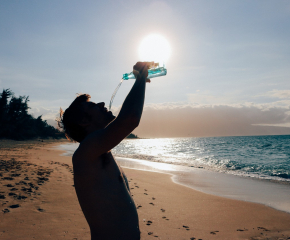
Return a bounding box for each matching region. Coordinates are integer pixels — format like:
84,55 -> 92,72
109,79 -> 123,111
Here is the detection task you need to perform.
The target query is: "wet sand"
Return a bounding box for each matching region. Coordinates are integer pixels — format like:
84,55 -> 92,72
1,139 -> 290,240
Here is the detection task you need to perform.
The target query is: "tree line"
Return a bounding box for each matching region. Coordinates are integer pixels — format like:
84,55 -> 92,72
0,89 -> 64,140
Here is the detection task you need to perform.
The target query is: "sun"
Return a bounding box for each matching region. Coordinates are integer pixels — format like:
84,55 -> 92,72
138,34 -> 171,66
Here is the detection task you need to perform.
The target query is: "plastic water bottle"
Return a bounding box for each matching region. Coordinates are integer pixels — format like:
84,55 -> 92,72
122,62 -> 167,80
109,62 -> 167,110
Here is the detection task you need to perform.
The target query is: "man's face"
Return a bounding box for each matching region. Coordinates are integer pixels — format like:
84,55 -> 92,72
82,101 -> 116,129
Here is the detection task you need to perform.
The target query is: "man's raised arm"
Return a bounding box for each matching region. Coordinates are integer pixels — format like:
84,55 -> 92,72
117,62 -> 149,127
77,62 -> 150,159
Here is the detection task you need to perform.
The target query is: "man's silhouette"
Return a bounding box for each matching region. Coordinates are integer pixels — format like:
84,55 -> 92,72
59,62 -> 150,240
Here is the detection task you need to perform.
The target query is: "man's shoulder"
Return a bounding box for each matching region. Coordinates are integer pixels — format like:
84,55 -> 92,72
72,137 -> 103,164
72,145 -> 81,162
72,141 -> 90,161
72,144 -> 97,175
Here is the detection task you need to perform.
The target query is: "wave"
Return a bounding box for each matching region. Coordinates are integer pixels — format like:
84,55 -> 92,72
113,152 -> 290,182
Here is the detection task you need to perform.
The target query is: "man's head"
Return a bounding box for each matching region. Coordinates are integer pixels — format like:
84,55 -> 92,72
58,94 -> 115,142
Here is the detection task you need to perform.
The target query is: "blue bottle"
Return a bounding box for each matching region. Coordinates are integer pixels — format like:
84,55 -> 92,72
109,62 -> 167,110
122,62 -> 167,80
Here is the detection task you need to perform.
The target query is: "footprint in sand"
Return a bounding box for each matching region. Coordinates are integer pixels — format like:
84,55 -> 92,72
152,197 -> 155,200
2,208 -> 10,213
146,220 -> 153,226
210,231 -> 219,235
10,173 -> 21,177
9,204 -> 20,209
2,177 -> 14,180
144,189 -> 147,191
161,208 -> 165,212
137,205 -> 142,209
144,193 -> 148,195
21,187 -> 33,193
183,225 -> 190,230
15,195 -> 27,200
19,180 -> 27,185
148,232 -> 153,235
37,208 -> 44,212
149,202 -> 154,206
5,184 -> 14,187
257,227 -> 269,231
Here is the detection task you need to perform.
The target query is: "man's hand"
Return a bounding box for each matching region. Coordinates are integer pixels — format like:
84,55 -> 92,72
133,62 -> 151,83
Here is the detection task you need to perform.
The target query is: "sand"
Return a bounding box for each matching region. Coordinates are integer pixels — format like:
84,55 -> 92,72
1,139 -> 290,240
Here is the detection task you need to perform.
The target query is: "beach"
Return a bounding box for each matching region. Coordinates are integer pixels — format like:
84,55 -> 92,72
1,140 -> 290,240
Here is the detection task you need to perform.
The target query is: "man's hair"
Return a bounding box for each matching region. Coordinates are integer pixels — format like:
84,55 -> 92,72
58,94 -> 91,143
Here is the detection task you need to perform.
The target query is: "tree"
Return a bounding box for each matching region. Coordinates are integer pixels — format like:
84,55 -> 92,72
0,89 -> 13,123
127,133 -> 138,139
0,88 -> 64,140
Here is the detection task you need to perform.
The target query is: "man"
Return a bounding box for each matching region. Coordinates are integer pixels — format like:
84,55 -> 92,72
59,62 -> 150,240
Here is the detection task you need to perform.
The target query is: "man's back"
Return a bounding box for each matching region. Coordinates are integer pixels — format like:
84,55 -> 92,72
73,149 -> 140,240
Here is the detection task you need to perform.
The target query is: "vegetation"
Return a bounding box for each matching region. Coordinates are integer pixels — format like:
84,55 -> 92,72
0,89 -> 64,140
127,133 -> 138,139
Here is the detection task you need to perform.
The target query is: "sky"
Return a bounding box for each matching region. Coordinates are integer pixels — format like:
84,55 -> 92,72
1,0 -> 290,138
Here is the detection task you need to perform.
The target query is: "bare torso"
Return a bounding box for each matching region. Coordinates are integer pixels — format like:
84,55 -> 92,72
72,150 -> 140,240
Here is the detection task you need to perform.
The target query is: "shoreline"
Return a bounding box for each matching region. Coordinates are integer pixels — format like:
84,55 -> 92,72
1,139 -> 290,239
56,142 -> 290,213
118,157 -> 290,214
57,142 -> 290,184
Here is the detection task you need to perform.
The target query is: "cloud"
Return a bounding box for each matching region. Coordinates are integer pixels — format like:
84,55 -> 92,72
187,89 -> 290,110
133,103 -> 290,138
31,100 -> 290,138
188,92 -> 234,105
263,89 -> 290,99
28,106 -> 59,127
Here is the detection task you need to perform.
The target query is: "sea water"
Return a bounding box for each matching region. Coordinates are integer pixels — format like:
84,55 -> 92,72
56,135 -> 290,213
112,135 -> 290,182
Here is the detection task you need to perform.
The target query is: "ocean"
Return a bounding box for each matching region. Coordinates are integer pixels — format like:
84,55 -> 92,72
112,135 -> 290,182
56,135 -> 290,213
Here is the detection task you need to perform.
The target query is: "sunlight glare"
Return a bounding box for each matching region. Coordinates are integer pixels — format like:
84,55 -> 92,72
138,34 -> 171,65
